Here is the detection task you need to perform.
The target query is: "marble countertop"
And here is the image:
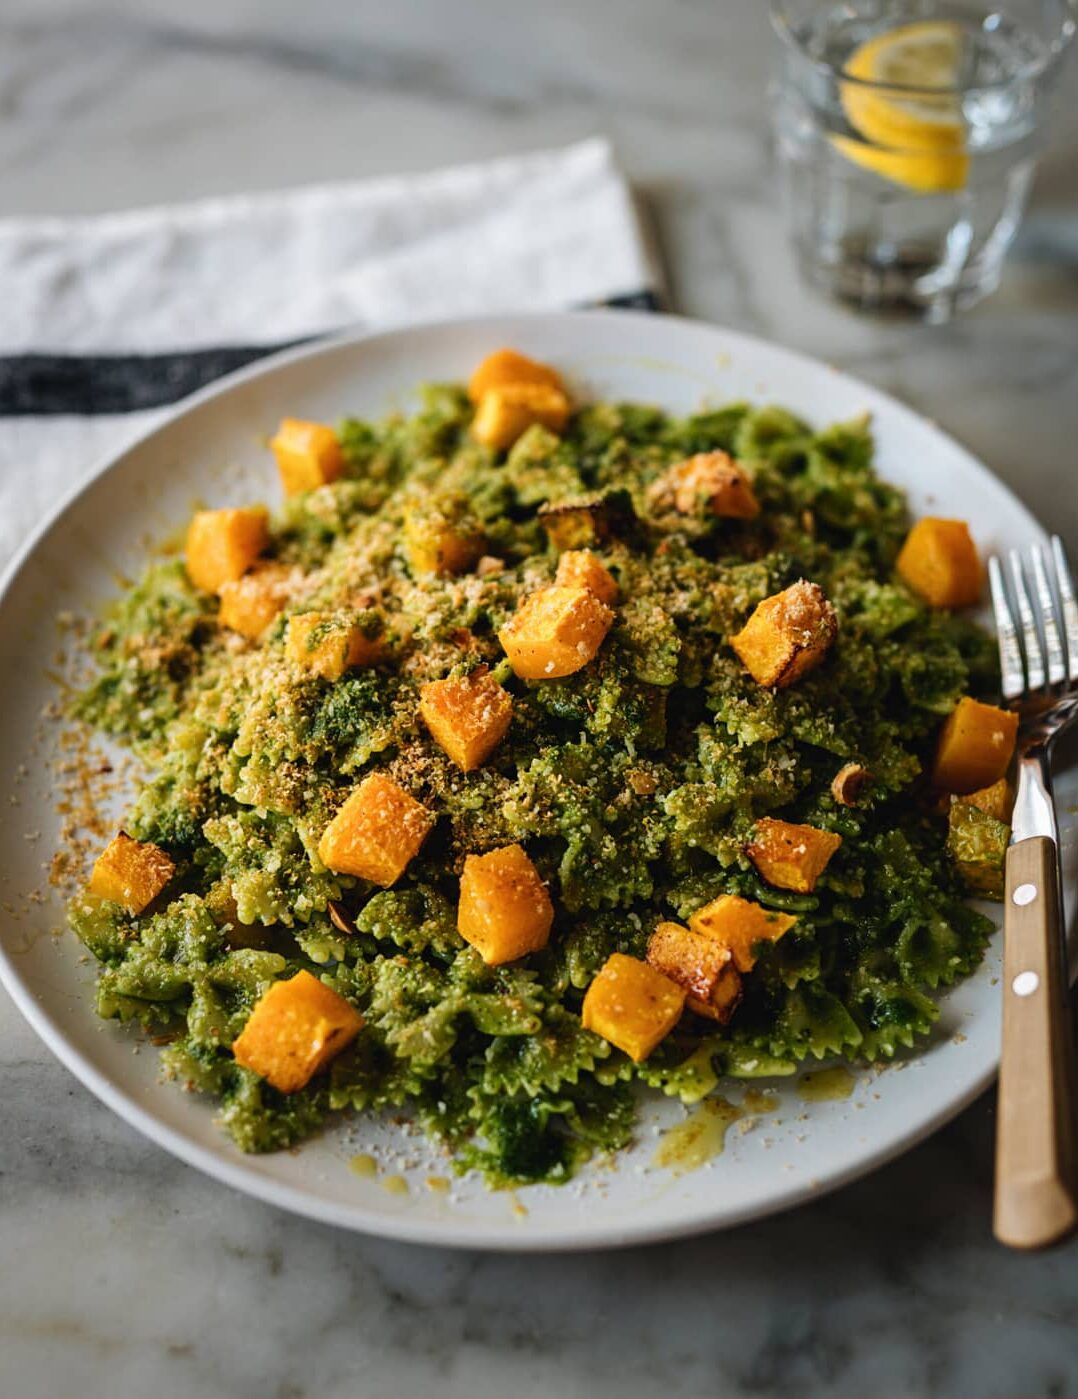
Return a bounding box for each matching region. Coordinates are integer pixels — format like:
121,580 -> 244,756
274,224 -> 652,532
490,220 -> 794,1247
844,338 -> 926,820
2,2 -> 1078,1396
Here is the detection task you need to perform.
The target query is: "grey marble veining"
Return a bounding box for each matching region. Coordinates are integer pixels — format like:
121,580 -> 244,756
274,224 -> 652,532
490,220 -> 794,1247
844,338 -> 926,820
2,3 -> 1078,1396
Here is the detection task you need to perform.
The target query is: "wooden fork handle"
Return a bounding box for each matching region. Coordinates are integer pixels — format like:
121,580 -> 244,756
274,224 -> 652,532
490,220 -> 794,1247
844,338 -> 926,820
994,835 -> 1078,1249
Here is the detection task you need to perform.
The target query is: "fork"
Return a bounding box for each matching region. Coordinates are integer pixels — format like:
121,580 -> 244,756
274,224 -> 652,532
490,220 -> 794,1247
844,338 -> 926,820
989,536 -> 1078,1250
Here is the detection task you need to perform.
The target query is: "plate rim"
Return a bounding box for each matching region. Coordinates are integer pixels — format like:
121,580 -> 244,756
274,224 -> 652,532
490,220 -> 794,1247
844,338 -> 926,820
0,308 -> 1043,1250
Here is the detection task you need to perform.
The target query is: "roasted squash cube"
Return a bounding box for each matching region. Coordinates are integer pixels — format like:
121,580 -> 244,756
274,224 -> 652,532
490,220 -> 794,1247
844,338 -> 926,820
554,549 -> 619,605
746,819 -> 843,894
218,562 -> 297,639
538,494 -> 617,550
457,843 -> 554,965
89,832 -> 175,914
419,668 -> 513,771
965,777 -> 1013,824
647,921 -> 743,1023
472,383 -> 570,451
932,696 -> 1018,794
688,893 -> 798,973
896,518 -> 982,609
404,499 -> 484,577
731,580 -> 837,689
285,610 -> 382,680
581,953 -> 685,1062
947,798 -> 1009,900
467,347 -> 564,403
499,585 -> 614,680
317,773 -> 434,886
231,969 -> 363,1093
659,452 -> 760,520
185,507 -> 270,593
270,417 -> 346,497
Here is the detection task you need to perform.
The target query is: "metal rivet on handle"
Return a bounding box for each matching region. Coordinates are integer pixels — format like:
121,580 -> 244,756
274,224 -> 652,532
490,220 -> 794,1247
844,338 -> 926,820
1012,971 -> 1040,997
1013,883 -> 1038,907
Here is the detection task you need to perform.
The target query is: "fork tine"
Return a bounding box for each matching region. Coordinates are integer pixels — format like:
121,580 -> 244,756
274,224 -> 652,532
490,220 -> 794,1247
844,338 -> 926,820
1051,535 -> 1078,683
1031,544 -> 1066,687
989,555 -> 1026,700
1009,549 -> 1046,692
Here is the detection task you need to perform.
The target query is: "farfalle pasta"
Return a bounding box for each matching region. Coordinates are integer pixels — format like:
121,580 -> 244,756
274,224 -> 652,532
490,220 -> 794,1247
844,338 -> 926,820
66,356 -> 1002,1186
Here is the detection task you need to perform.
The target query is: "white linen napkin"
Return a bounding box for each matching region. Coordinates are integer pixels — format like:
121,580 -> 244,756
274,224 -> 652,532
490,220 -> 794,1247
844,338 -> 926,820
0,138 -> 663,573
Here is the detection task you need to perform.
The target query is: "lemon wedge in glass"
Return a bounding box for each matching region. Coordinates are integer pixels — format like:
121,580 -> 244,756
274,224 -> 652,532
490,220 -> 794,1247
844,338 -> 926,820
833,21 -> 970,194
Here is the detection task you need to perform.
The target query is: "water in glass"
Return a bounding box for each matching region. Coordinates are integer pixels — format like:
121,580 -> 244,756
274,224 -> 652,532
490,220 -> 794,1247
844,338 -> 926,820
772,1 -> 1076,320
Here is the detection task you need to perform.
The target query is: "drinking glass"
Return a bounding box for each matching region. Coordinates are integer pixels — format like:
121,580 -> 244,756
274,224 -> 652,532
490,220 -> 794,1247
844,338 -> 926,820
770,0 -> 1077,320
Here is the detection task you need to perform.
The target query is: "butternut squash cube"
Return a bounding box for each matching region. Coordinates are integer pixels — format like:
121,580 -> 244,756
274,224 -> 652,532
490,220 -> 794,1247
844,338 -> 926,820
185,507 -> 270,594
896,518 -> 982,609
581,953 -> 685,1062
218,563 -> 297,639
932,696 -> 1018,794
467,348 -> 564,403
419,668 -> 513,771
472,383 -> 570,451
499,585 -> 614,680
554,549 -> 619,605
270,417 -> 345,497
688,893 -> 798,973
317,773 -> 434,886
746,819 -> 843,894
947,799 -> 1009,900
646,921 -> 743,1023
730,579 -> 837,689
965,777 -> 1013,824
89,832 -> 175,914
662,452 -> 760,520
231,969 -> 363,1094
457,844 -> 554,966
285,610 -> 382,680
404,500 -> 484,577
538,495 -> 614,550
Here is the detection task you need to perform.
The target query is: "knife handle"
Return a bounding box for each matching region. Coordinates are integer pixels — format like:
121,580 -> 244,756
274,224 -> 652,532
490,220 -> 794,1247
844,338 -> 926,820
994,834 -> 1078,1249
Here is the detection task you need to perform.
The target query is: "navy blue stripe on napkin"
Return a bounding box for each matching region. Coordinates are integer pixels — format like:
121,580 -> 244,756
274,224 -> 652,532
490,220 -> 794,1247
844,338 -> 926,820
599,290 -> 661,312
0,342 -> 308,417
0,291 -> 661,417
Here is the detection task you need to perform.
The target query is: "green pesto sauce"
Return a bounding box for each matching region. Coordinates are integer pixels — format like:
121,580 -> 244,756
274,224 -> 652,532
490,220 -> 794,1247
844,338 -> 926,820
653,1097 -> 742,1173
797,1066 -> 856,1101
68,383 -> 999,1187
742,1088 -> 780,1115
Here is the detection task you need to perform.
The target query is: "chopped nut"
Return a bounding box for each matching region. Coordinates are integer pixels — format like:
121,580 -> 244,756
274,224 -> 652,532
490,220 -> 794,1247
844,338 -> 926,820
327,900 -> 357,936
831,763 -> 871,807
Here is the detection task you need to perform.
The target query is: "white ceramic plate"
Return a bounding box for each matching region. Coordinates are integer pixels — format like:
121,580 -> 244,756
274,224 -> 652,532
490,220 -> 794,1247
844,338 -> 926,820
1,311 -> 1073,1251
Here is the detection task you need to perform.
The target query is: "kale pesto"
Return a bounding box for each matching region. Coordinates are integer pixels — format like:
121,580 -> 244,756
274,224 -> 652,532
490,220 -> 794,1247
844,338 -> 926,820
67,382 -> 999,1187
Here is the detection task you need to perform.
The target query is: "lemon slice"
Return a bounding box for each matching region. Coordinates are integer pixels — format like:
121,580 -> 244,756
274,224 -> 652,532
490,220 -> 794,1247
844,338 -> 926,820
834,21 -> 969,193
